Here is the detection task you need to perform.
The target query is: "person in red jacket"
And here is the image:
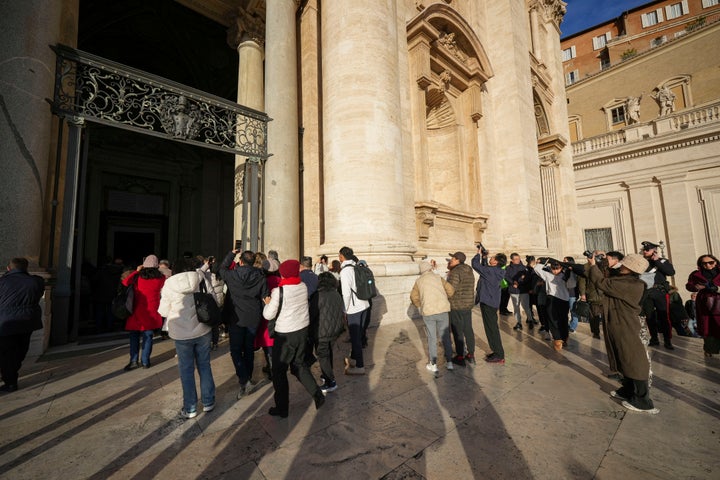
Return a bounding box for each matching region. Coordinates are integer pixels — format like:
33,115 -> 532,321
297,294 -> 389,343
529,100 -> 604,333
122,255 -> 165,370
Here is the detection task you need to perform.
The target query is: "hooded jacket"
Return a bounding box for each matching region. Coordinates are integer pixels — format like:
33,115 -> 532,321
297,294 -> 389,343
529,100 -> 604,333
219,251 -> 269,328
410,271 -> 455,317
157,270 -> 216,341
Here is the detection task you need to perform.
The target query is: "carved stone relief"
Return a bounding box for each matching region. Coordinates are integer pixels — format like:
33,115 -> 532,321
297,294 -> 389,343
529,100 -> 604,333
437,32 -> 468,63
227,6 -> 265,48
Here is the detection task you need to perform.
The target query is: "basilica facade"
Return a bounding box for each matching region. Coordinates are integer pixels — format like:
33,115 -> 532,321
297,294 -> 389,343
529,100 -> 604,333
0,0 -> 580,349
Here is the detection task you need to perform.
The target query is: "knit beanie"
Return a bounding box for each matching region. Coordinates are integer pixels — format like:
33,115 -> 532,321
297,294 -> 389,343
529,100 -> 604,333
279,259 -> 300,279
142,254 -> 159,268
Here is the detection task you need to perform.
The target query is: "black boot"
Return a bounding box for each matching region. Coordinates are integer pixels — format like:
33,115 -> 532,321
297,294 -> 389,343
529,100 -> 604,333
663,334 -> 674,350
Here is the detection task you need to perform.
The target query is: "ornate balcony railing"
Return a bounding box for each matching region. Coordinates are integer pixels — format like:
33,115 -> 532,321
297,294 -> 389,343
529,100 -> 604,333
572,100 -> 720,157
50,44 -> 269,158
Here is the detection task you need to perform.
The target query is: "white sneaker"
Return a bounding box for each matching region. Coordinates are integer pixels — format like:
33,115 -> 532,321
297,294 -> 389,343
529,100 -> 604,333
203,403 -> 215,412
621,400 -> 659,414
446,362 -> 454,371
426,363 -> 438,373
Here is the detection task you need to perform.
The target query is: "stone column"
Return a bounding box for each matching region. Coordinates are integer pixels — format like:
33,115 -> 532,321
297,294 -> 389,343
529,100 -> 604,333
0,0 -> 76,266
229,8 -> 265,249
540,155 -> 562,255
264,0 -> 300,259
321,0 -> 414,261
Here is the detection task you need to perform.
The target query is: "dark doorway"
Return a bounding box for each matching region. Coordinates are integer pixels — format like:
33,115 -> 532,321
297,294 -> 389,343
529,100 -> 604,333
114,232 -> 155,267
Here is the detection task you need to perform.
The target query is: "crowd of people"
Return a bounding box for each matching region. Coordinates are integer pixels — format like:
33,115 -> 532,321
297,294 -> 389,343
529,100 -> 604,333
1,240 -> 719,418
410,241 -> 720,415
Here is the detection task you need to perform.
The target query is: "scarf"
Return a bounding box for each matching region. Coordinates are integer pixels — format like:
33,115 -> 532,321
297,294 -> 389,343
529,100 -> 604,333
279,277 -> 301,287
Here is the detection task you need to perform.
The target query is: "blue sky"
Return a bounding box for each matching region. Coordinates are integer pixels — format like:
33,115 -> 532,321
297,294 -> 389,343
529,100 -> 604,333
561,0 -> 654,38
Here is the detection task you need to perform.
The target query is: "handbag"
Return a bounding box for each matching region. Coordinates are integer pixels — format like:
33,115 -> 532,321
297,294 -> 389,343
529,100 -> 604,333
111,277 -> 136,319
572,300 -> 591,320
267,287 -> 284,338
194,280 -> 222,327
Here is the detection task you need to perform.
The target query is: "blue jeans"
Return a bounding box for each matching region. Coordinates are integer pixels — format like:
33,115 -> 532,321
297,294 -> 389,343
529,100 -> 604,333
568,296 -> 578,331
229,323 -> 257,385
129,330 -> 154,366
175,332 -> 216,412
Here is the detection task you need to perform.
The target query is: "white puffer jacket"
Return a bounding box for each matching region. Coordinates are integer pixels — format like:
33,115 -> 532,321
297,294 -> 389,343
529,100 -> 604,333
158,270 -> 217,340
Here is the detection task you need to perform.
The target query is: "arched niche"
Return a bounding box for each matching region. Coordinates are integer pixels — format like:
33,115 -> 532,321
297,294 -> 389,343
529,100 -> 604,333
407,4 -> 494,245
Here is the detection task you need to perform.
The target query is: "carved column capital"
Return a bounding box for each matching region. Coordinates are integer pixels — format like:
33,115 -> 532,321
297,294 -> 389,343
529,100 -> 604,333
529,0 -> 567,27
227,6 -> 265,49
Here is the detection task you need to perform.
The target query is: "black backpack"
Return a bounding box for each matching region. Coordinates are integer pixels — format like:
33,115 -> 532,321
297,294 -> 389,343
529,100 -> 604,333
350,263 -> 377,300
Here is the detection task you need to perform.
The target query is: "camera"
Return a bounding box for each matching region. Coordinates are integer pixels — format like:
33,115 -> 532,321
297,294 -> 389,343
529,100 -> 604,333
476,243 -> 488,255
583,250 -> 593,258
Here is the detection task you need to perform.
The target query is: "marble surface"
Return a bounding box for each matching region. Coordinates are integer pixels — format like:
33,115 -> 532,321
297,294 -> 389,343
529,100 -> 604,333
0,310 -> 717,479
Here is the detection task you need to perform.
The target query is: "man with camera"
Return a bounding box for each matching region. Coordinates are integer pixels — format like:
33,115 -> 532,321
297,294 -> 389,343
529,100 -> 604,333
639,241 -> 676,349
471,244 -> 508,364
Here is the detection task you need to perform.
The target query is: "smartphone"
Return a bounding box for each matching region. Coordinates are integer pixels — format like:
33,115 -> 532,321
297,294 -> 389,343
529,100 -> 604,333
234,239 -> 242,250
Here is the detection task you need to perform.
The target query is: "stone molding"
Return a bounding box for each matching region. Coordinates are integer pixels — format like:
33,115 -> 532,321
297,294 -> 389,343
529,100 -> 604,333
414,201 -> 489,243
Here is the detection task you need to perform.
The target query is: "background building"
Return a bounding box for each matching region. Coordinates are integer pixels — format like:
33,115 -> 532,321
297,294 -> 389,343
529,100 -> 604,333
1,0 -> 580,351
562,0 -> 720,91
564,0 -> 720,296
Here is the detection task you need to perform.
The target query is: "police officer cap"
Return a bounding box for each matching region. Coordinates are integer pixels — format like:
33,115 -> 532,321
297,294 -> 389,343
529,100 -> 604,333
641,241 -> 659,250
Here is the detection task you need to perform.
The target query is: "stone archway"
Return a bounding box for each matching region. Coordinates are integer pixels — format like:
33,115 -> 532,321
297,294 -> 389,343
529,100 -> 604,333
407,3 -> 493,250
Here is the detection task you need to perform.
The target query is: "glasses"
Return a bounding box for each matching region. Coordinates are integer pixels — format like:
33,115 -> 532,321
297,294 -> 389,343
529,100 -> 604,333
702,260 -> 716,266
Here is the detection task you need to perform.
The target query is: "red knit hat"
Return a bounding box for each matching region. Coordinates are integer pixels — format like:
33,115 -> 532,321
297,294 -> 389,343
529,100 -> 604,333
279,259 -> 300,279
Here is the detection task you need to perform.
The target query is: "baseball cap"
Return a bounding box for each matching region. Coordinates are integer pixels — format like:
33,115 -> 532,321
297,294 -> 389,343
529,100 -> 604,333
447,251 -> 466,263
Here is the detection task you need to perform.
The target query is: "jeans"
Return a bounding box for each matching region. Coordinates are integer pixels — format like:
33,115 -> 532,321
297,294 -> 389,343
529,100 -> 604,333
510,293 -> 534,325
480,303 -> 504,359
229,323 -> 257,385
423,312 -> 452,363
347,309 -> 368,368
175,332 -> 216,412
568,296 -> 579,331
450,309 -> 474,356
129,330 -> 154,366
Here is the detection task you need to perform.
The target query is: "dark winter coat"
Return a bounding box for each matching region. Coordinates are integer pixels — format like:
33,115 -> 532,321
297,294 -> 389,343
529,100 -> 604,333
686,268 -> 720,338
471,254 -> 505,308
218,251 -> 268,329
0,269 -> 45,336
446,263 -> 475,310
504,263 -> 526,294
122,269 -> 165,331
586,264 -> 650,381
317,285 -> 345,342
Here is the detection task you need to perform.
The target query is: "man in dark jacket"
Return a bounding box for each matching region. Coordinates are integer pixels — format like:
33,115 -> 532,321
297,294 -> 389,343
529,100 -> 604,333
446,251 -> 476,366
0,258 -> 45,392
219,249 -> 269,398
505,253 -> 530,331
472,247 -> 508,364
639,241 -> 676,349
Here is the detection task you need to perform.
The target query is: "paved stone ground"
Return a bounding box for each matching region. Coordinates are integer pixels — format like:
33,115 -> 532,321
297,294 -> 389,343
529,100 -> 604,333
0,310 -> 718,480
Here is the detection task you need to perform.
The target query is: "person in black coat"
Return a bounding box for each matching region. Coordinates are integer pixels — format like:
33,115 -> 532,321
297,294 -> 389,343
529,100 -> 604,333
218,249 -> 269,397
315,273 -> 346,393
0,258 -> 45,392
